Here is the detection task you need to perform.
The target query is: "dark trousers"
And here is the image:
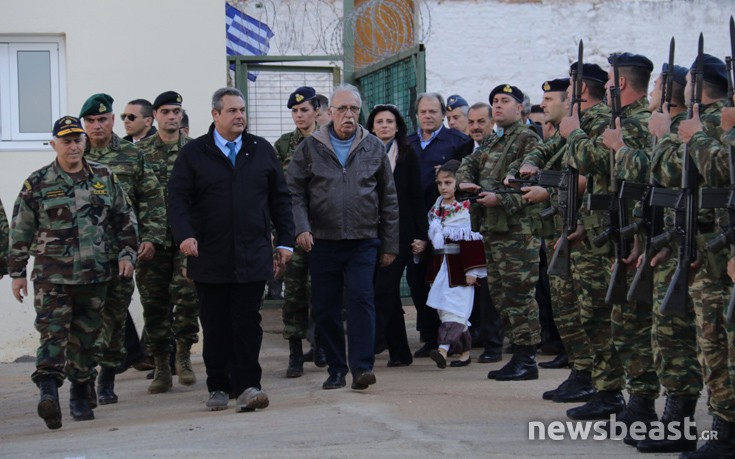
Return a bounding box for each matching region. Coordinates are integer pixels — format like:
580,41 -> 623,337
406,256 -> 440,344
310,239 -> 379,376
374,243 -> 413,364
537,240 -> 560,347
469,277 -> 505,351
195,281 -> 265,395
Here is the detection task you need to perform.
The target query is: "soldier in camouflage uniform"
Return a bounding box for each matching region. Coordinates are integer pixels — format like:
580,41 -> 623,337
135,91 -> 199,392
508,77 -> 595,403
79,94 -> 167,402
274,86 -> 326,378
8,116 -> 137,429
0,198 -> 8,278
634,63 -> 703,454
457,83 -> 542,382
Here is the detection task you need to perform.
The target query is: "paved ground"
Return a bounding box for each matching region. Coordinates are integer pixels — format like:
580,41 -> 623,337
0,306 -> 704,458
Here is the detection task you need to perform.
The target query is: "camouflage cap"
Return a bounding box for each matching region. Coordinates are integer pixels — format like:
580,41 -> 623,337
446,95 -> 469,111
80,93 -> 114,118
153,91 -> 183,110
52,116 -> 85,137
287,86 -> 317,109
541,78 -> 570,93
489,84 -> 524,104
690,54 -> 728,91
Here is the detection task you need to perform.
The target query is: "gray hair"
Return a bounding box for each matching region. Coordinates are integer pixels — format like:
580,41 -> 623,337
468,102 -> 492,118
455,105 -> 470,116
330,84 -> 362,107
416,92 -> 446,115
521,93 -> 532,116
212,87 -> 245,112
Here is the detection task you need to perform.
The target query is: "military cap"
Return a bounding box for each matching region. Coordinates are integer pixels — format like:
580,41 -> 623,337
570,62 -> 608,85
79,93 -> 114,118
690,54 -> 728,91
542,78 -> 570,93
661,63 -> 688,87
287,86 -> 317,109
489,84 -> 524,104
52,116 -> 85,137
153,91 -> 183,110
609,52 -> 654,72
446,95 -> 469,111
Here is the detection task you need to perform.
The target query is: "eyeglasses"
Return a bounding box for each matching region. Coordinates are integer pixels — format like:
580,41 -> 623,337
331,105 -> 361,115
120,113 -> 148,121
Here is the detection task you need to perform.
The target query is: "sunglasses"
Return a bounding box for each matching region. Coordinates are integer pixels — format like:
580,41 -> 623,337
120,113 -> 148,121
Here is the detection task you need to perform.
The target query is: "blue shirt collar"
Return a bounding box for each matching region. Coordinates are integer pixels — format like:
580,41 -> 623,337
418,125 -> 443,150
213,128 -> 242,156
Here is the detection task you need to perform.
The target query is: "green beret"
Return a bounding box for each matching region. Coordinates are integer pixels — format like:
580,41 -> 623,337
80,93 -> 114,118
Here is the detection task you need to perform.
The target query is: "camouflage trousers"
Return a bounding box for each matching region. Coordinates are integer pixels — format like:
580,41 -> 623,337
611,267 -> 660,399
545,238 -> 593,372
572,244 -> 625,392
94,272 -> 134,369
483,231 -> 540,346
31,282 -> 106,385
282,245 -> 311,340
691,234 -> 735,422
137,245 -> 200,355
652,255 -> 702,397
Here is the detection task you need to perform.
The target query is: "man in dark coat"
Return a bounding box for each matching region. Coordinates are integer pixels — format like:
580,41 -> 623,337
168,87 -> 294,412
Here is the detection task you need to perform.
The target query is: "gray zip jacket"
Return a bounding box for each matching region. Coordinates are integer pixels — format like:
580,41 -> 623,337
287,123 -> 399,254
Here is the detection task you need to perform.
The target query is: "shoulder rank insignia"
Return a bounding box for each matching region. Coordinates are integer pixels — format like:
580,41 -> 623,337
23,180 -> 32,191
92,181 -> 106,190
503,85 -> 513,93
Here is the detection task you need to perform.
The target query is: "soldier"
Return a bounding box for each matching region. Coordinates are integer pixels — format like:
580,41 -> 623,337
0,198 -> 8,278
273,86 -> 326,378
509,77 -> 596,403
80,93 -> 167,402
121,99 -> 156,143
135,91 -> 200,391
634,62 -> 703,454
8,116 -> 137,429
446,95 -> 470,135
315,94 -> 330,129
457,83 -> 542,381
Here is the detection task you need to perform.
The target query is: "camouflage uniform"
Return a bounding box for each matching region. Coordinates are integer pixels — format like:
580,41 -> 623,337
84,134 -> 166,369
511,129 -> 593,372
135,133 -> 200,354
275,128 -> 312,340
457,121 -> 542,346
7,159 -> 138,385
0,199 -> 8,276
648,111 -> 702,398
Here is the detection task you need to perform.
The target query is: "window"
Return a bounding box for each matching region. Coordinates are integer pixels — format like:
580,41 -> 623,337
0,36 -> 65,149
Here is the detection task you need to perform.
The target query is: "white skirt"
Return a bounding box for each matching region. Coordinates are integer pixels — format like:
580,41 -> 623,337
426,257 -> 475,326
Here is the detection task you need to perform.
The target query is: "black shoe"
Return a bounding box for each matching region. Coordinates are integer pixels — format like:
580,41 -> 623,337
97,366 -> 118,405
322,372 -> 346,390
636,395 -> 697,453
538,352 -> 569,369
314,347 -> 327,368
494,345 -> 538,381
86,379 -> 98,409
351,371 -> 376,390
478,348 -> 502,363
37,377 -> 62,430
680,415 -> 735,458
539,340 -> 563,356
450,357 -> 471,367
553,370 -> 596,403
286,338 -> 304,378
387,359 -> 411,367
69,381 -> 94,421
542,370 -> 576,401
429,350 -> 447,369
413,342 -> 436,358
566,390 -> 624,420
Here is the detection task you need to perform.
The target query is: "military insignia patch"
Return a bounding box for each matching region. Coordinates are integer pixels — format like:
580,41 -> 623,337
503,85 -> 513,93
543,82 -> 551,91
24,180 -> 32,191
448,97 -> 456,104
45,189 -> 65,199
99,103 -> 107,113
92,181 -> 106,190
295,94 -> 304,103
176,94 -> 182,103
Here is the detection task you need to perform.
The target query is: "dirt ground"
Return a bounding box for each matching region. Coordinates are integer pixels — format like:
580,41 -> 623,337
0,306 -> 702,458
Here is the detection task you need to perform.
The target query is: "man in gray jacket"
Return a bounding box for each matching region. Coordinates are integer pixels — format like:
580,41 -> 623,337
287,84 -> 399,391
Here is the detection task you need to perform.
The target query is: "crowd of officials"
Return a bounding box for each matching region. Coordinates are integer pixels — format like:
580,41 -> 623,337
1,33 -> 735,458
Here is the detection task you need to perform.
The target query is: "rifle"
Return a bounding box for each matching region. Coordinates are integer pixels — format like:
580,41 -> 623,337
467,188 -> 524,204
619,37 -> 675,306
699,18 -> 735,323
540,40 -> 583,279
587,52 -> 629,305
507,177 -> 539,186
649,33 -> 705,317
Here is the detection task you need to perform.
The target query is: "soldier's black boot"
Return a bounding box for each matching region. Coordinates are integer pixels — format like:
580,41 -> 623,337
637,395 -> 697,453
286,338 -> 304,378
566,389 -> 625,420
493,345 -> 538,381
552,369 -> 596,403
97,366 -> 118,405
680,415 -> 735,459
87,379 -> 98,409
37,377 -> 62,430
614,395 -> 658,446
69,380 -> 94,421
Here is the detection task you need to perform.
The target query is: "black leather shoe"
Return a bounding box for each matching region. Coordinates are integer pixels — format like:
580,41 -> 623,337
314,348 -> 327,368
538,352 -> 569,369
566,390 -> 624,420
429,350 -> 447,369
69,381 -> 94,421
351,371 -> 376,390
542,372 -> 575,401
386,360 -> 411,367
553,370 -> 596,403
494,345 -> 538,381
636,395 -> 698,453
450,357 -> 471,367
322,372 -> 346,390
413,342 -> 436,358
478,349 -> 502,363
97,366 -> 118,405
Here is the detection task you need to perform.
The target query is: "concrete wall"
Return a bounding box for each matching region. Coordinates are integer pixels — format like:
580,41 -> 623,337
0,0 -> 224,361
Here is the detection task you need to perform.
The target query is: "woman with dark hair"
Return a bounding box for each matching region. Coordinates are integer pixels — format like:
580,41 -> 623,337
367,104 -> 428,367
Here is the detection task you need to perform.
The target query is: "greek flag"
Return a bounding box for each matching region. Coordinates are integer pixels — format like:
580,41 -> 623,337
226,3 -> 274,81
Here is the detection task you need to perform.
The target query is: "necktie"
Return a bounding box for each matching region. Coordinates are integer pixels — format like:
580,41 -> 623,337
226,141 -> 237,166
